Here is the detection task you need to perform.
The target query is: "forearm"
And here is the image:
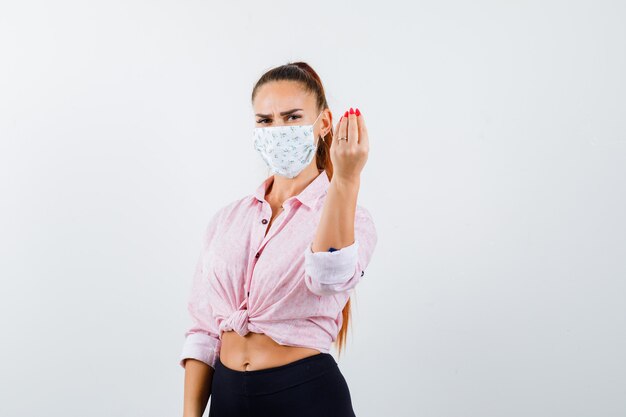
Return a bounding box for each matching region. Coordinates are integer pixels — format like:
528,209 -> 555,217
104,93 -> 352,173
311,175 -> 360,252
182,359 -> 214,417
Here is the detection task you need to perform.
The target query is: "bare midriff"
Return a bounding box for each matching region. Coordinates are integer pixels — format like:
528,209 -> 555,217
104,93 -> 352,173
219,330 -> 321,371
217,180 -> 321,371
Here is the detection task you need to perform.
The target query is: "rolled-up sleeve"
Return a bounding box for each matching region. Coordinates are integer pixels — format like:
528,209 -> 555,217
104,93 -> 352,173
304,206 -> 378,296
179,211 -> 223,370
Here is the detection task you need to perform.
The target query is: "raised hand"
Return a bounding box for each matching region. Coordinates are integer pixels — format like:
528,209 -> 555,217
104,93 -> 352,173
331,107 -> 370,182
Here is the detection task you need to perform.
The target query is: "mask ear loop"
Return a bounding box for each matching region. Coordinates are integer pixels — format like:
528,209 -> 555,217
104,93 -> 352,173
312,111 -> 325,145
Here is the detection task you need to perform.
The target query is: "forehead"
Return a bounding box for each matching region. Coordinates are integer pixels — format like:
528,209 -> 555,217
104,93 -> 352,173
253,80 -> 316,112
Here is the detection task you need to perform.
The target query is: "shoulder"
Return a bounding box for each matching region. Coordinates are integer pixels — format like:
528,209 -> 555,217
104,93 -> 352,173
355,204 -> 377,244
208,196 -> 251,224
356,204 -> 375,223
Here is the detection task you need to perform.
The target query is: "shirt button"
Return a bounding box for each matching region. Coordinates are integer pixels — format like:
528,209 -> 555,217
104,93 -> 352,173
255,252 -> 260,258
261,219 -> 268,224
361,270 -> 364,277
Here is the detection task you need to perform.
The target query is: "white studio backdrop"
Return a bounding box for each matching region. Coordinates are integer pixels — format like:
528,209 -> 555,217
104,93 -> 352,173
1,1 -> 625,416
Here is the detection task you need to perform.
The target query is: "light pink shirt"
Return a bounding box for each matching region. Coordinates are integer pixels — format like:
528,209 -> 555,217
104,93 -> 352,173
179,170 -> 378,369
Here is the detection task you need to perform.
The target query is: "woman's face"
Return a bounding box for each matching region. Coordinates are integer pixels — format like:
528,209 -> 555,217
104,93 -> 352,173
253,80 -> 331,138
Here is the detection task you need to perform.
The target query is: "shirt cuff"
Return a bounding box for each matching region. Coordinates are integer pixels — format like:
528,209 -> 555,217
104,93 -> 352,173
179,332 -> 221,370
304,240 -> 360,285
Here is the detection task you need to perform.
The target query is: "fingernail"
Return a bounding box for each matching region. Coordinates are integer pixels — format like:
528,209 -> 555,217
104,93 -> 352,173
355,108 -> 361,116
344,110 -> 349,117
349,107 -> 355,115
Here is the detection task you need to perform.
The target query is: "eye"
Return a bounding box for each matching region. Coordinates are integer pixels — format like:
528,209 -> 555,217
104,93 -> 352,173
256,115 -> 301,124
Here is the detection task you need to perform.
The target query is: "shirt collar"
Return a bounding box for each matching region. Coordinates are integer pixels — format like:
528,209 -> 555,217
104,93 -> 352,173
251,170 -> 329,210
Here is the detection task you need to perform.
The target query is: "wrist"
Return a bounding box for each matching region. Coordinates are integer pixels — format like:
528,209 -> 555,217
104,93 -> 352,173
331,175 -> 360,190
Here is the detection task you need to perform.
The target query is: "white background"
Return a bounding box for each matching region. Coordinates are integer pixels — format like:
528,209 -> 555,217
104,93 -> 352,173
1,1 -> 625,416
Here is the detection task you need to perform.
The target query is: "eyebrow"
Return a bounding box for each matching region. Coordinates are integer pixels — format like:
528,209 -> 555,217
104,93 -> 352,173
255,108 -> 303,118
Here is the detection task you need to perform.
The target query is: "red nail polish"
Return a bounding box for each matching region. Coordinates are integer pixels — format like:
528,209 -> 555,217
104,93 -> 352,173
355,108 -> 361,116
344,110 -> 349,117
349,107 -> 355,115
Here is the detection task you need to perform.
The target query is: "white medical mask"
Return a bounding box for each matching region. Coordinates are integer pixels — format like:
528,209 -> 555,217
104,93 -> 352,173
253,111 -> 324,179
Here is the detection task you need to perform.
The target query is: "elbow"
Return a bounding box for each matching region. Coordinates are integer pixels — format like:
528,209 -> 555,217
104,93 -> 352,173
304,264 -> 364,296
302,205 -> 377,296
303,240 -> 363,296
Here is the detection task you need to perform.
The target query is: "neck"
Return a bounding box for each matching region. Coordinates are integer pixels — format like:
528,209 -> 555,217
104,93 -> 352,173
266,166 -> 321,204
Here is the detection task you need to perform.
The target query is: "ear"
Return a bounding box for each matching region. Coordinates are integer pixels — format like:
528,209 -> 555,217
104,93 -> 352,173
321,109 -> 332,136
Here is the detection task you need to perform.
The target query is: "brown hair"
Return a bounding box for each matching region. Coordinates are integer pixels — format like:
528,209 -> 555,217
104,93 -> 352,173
251,61 -> 352,357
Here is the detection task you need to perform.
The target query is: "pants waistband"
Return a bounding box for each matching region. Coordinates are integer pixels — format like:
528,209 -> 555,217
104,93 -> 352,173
215,352 -> 337,396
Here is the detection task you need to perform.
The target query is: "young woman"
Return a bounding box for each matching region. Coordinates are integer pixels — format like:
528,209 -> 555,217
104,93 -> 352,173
179,62 -> 378,417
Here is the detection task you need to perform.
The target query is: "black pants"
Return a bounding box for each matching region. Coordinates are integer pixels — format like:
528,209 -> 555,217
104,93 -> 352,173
209,352 -> 357,417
